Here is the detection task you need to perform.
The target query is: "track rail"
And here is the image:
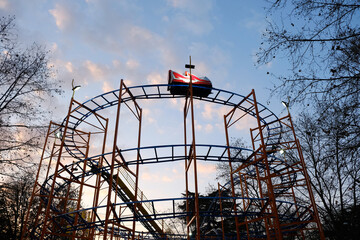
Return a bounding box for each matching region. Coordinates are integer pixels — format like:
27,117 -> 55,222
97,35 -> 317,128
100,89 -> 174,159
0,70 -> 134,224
27,84 -> 321,239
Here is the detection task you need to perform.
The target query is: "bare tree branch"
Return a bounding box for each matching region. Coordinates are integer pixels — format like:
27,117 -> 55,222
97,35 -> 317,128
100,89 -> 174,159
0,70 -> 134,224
0,16 -> 62,177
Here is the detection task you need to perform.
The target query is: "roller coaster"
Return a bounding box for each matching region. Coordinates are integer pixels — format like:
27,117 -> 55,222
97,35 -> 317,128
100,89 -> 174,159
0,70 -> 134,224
21,76 -> 325,239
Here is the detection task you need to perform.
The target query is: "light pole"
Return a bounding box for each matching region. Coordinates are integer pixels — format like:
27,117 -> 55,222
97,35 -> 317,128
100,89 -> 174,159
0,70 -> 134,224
71,79 -> 81,98
281,96 -> 291,115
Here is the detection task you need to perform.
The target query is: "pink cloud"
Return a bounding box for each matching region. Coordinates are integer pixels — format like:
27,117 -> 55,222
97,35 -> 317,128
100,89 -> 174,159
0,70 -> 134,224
146,72 -> 164,85
84,60 -> 105,80
49,3 -> 73,31
102,81 -> 113,93
0,0 -> 9,10
197,162 -> 216,175
162,176 -> 173,182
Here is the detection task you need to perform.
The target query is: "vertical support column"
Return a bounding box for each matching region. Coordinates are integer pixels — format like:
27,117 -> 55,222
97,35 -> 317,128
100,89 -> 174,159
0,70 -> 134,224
223,90 -> 258,238
247,105 -> 325,238
249,130 -> 272,238
90,117 -> 109,239
131,107 -> 142,240
251,89 -> 282,240
21,122 -> 53,240
29,123 -> 61,239
238,173 -> 250,239
217,183 -> 226,240
72,131 -> 91,239
103,79 -> 143,240
224,89 -> 285,239
28,98 -> 102,239
223,109 -> 243,240
183,56 -> 201,239
38,97 -> 75,240
287,114 -> 325,240
183,96 -> 190,238
104,80 -> 124,239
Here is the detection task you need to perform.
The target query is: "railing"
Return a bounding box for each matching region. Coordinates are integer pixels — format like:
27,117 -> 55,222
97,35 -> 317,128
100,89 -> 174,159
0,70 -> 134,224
118,166 -> 172,233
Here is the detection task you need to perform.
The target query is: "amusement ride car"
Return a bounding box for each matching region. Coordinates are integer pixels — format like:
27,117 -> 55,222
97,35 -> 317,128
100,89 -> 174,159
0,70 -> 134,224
167,70 -> 212,97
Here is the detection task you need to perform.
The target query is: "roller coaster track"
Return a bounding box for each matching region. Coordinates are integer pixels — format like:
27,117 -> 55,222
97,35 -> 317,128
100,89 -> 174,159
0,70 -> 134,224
36,144 -> 309,239
25,84 -> 322,239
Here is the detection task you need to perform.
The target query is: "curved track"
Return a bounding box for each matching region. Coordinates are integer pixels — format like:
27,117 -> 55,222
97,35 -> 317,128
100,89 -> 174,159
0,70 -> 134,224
34,84 -> 313,239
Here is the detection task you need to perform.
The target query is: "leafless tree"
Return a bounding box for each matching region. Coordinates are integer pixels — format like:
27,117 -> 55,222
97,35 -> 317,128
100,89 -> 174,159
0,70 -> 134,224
0,169 -> 83,240
0,16 -> 62,178
257,0 -> 360,106
295,101 -> 360,239
0,169 -> 38,239
257,2 -> 360,238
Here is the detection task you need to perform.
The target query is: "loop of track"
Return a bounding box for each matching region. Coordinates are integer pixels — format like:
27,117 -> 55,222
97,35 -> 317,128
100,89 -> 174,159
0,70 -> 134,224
37,85 -> 310,239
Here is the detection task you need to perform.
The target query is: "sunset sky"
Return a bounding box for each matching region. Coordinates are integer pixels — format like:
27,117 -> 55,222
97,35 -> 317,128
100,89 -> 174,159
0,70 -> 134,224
1,0 -> 289,204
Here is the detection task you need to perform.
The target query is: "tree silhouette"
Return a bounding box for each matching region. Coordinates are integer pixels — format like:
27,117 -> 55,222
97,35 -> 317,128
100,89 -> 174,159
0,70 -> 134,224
258,3 -> 360,238
0,16 -> 62,178
258,0 -> 360,106
177,189 -> 239,238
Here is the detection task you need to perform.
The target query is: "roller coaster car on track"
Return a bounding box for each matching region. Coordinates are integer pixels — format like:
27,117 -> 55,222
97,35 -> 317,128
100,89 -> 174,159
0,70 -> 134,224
168,70 -> 212,97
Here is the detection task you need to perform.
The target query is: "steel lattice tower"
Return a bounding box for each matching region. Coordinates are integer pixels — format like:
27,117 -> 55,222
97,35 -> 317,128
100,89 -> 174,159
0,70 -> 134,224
21,80 -> 324,239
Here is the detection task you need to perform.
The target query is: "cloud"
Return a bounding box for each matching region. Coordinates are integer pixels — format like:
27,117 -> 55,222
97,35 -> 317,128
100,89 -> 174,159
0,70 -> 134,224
166,0 -> 188,8
205,124 -> 213,133
187,42 -> 231,82
169,98 -> 186,112
65,62 -> 73,73
142,108 -> 156,124
49,3 -> 74,31
0,0 -> 9,10
112,60 -> 121,68
128,26 -> 153,42
46,0 -> 183,88
48,57 -> 121,92
243,10 -> 266,33
126,59 -> 140,70
50,42 -> 58,52
162,176 -> 173,182
141,166 -> 182,183
84,60 -> 106,80
201,104 -> 228,121
165,0 -> 215,36
142,172 -> 159,181
146,72 -> 163,85
197,162 -> 216,175
169,98 -> 178,106
202,104 -> 214,120
193,121 -> 214,134
102,81 -> 113,93
234,114 -> 257,130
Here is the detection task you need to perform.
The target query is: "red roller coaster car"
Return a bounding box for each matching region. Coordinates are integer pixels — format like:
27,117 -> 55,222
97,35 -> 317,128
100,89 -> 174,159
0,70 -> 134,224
167,70 -> 212,97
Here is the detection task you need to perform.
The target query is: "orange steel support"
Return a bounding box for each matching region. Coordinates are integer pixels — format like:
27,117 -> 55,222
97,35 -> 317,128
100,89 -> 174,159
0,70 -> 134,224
39,98 -> 94,240
21,97 -> 108,240
21,79 -> 324,239
89,117 -> 109,239
21,123 -> 53,240
103,80 -> 124,239
223,113 -> 241,240
103,79 -> 143,240
183,56 -> 201,240
252,89 -> 283,239
22,81 -> 147,239
224,89 -> 325,239
217,183 -> 227,240
39,98 -> 76,240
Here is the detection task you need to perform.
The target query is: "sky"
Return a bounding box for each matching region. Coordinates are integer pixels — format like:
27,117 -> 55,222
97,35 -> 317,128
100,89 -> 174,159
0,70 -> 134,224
1,0 -> 289,207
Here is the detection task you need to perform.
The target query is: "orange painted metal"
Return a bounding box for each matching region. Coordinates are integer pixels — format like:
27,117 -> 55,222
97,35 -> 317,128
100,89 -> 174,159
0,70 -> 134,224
223,89 -> 324,239
183,56 -> 201,240
21,81 -> 325,239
